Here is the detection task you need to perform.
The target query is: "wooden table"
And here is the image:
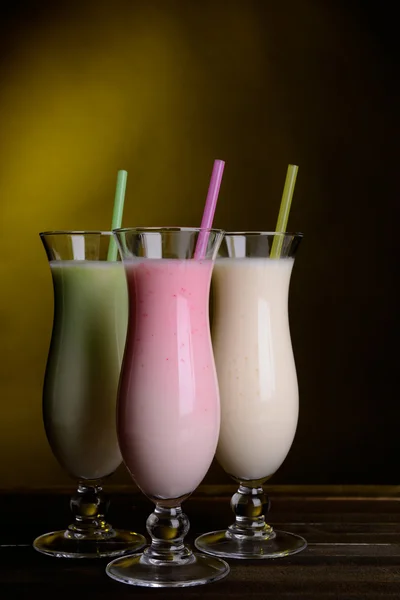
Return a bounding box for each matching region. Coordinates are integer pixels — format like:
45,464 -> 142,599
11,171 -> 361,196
1,488 -> 400,598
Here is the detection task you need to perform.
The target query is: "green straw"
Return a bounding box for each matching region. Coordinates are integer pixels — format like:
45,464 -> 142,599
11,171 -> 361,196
270,164 -> 298,258
107,170 -> 128,261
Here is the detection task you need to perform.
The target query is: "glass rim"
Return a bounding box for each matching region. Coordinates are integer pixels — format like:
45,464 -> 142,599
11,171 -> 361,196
39,230 -> 112,237
113,226 -> 225,234
223,231 -> 303,237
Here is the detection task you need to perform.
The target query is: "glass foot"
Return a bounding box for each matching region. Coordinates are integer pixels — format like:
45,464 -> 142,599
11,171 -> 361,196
195,529 -> 307,559
33,529 -> 146,559
106,551 -> 230,588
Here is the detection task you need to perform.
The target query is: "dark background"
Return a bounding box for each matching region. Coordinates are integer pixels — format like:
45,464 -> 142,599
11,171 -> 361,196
0,0 -> 398,488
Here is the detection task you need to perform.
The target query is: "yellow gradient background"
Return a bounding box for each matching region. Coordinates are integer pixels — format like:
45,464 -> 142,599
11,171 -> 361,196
0,1 -> 394,488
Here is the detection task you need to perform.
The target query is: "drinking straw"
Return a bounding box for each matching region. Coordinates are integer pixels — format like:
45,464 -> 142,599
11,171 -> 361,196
270,164 -> 298,258
194,159 -> 225,259
107,170 -> 128,261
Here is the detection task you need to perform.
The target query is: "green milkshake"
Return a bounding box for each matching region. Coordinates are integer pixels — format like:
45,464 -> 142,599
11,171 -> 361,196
43,260 -> 128,480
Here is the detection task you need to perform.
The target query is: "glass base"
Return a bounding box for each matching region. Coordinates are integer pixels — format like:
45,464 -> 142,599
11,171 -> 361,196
106,551 -> 230,588
195,528 -> 307,559
33,529 -> 146,559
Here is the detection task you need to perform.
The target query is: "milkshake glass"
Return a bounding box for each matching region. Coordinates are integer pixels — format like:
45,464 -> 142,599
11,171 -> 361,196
195,232 -> 307,559
106,227 -> 229,588
34,232 -> 146,558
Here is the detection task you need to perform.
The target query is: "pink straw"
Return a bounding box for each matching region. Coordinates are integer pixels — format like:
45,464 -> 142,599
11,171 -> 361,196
194,159 -> 225,259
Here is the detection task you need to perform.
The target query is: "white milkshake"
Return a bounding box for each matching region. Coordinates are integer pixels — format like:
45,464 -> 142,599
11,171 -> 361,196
212,257 -> 298,482
194,234 -> 306,560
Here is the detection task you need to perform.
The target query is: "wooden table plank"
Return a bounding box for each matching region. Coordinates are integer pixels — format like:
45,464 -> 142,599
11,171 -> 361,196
1,493 -> 400,598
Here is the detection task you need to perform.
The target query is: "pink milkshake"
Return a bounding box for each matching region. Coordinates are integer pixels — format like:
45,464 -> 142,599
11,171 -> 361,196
118,258 -> 220,501
107,228 -> 228,587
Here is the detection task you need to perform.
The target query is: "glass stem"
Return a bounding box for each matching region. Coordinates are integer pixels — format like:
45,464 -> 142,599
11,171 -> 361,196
143,504 -> 194,566
67,479 -> 114,540
228,484 -> 275,540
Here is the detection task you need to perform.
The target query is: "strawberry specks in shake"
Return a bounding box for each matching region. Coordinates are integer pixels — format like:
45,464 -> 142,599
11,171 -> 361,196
125,258 -> 215,395
120,255 -> 221,499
